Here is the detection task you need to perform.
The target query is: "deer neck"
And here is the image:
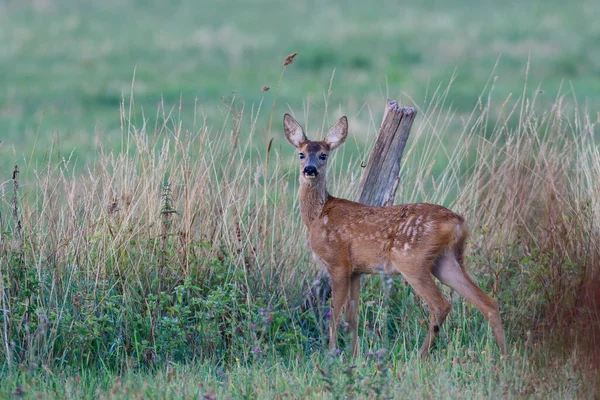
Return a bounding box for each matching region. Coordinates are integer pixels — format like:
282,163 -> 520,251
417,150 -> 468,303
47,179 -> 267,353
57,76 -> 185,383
299,176 -> 330,227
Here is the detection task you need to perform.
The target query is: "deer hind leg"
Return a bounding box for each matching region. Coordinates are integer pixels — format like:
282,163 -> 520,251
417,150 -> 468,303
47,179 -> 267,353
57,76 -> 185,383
329,272 -> 350,353
346,274 -> 361,358
432,251 -> 506,355
403,271 -> 452,358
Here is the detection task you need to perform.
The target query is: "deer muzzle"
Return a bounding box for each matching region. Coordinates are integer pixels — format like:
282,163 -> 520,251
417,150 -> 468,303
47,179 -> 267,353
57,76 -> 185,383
303,165 -> 318,179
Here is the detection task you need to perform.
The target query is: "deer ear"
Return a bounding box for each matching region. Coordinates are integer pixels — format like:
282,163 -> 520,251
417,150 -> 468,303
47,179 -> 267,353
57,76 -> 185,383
283,114 -> 308,148
325,116 -> 348,150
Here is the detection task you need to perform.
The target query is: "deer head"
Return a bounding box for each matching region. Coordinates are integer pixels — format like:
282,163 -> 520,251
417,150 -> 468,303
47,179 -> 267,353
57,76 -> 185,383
283,114 -> 348,182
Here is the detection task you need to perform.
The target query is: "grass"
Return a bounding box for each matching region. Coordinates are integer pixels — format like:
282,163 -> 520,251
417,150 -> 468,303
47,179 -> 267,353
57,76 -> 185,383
0,67 -> 599,397
2,0 -> 600,176
0,352 -> 590,398
1,1 -> 600,397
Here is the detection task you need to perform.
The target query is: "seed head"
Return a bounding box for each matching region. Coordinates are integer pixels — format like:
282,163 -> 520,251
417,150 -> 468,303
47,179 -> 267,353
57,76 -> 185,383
284,52 -> 298,66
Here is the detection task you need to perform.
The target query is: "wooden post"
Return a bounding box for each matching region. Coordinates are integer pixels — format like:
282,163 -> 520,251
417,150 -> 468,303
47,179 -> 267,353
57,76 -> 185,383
356,100 -> 417,206
304,100 -> 417,313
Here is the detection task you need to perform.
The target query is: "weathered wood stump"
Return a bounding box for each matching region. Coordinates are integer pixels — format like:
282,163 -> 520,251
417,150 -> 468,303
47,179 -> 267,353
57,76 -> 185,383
357,100 -> 417,206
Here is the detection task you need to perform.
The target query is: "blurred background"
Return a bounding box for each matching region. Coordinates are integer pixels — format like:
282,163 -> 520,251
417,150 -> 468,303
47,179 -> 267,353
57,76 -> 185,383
1,0 -> 599,176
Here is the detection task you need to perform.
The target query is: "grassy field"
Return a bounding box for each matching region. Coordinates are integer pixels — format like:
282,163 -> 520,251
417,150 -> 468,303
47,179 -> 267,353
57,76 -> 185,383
1,0 -> 600,398
0,84 -> 599,397
2,0 -> 600,175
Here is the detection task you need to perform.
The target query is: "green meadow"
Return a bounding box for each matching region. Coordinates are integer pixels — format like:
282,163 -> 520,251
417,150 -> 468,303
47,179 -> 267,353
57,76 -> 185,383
1,0 -> 599,398
2,0 -> 600,173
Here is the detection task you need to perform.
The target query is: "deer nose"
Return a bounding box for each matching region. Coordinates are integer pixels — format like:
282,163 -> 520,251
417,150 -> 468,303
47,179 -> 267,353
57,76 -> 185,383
303,165 -> 318,177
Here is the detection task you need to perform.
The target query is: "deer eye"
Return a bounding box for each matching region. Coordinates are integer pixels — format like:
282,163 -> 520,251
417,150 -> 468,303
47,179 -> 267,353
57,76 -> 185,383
299,153 -> 305,159
319,153 -> 327,161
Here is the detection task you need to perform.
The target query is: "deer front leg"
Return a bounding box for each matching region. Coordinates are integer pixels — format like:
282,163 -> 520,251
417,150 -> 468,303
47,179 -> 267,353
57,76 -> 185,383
347,274 -> 361,358
329,272 -> 350,353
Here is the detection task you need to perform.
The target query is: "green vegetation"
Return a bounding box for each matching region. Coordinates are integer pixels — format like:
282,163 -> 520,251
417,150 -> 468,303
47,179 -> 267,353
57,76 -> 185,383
1,82 -> 599,397
1,0 -> 599,398
2,0 -> 600,175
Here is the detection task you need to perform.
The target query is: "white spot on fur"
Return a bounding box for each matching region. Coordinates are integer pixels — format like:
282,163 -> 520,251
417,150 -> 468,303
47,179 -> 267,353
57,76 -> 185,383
415,215 -> 423,225
402,242 -> 410,256
402,217 -> 413,234
424,222 -> 434,233
323,216 -> 328,225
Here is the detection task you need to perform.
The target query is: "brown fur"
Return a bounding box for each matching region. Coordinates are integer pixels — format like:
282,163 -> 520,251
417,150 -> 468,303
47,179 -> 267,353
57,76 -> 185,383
284,113 -> 506,358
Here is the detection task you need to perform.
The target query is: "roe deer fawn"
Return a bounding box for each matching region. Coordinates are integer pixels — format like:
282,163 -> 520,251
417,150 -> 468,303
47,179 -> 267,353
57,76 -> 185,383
284,113 -> 506,358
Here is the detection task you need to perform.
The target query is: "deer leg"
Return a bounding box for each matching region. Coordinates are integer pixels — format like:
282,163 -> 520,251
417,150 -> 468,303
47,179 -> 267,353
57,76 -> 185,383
329,273 -> 350,353
432,252 -> 506,355
346,274 -> 361,358
403,272 -> 452,358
